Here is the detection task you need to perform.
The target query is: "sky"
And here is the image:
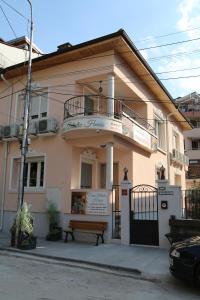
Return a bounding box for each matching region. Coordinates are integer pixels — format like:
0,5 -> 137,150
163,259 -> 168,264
0,0 -> 200,98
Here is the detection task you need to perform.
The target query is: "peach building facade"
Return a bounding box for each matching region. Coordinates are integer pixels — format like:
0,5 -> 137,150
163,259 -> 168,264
0,30 -> 191,242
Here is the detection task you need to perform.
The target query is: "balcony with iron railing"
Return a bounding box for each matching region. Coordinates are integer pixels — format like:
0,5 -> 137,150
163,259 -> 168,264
170,148 -> 189,165
63,95 -> 157,152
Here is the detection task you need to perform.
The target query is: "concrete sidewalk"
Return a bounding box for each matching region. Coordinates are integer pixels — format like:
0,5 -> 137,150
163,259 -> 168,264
0,233 -> 170,281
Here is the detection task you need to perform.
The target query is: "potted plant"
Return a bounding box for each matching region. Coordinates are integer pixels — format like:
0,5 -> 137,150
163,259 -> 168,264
10,202 -> 37,250
46,202 -> 62,241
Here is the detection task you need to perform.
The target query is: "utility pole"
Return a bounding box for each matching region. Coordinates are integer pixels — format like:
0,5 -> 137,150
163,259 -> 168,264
18,0 -> 33,208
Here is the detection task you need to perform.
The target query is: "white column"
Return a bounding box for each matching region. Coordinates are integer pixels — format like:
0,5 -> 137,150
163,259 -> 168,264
106,142 -> 113,190
121,179 -> 132,245
107,73 -> 115,117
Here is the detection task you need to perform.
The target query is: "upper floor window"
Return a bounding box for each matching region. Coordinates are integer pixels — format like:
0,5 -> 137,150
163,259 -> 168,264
154,116 -> 165,150
191,139 -> 200,150
172,131 -> 180,151
17,89 -> 48,122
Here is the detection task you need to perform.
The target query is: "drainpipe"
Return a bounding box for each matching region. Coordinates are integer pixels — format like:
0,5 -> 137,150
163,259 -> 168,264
0,74 -> 9,86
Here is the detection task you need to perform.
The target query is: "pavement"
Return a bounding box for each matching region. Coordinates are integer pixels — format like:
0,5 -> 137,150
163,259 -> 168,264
0,232 -> 171,282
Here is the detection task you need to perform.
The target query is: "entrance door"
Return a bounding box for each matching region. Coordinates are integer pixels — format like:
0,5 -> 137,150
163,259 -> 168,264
130,184 -> 159,246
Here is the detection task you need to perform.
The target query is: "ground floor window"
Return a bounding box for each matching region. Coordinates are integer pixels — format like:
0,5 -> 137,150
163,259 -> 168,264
24,160 -> 44,188
11,156 -> 45,190
81,162 -> 92,188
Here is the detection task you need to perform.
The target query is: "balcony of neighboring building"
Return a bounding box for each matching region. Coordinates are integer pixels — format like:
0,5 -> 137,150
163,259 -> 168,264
186,161 -> 200,180
62,94 -> 157,152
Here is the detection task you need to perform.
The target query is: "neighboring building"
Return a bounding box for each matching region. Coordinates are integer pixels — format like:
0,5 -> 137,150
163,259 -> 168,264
0,29 -> 191,242
175,92 -> 200,189
0,36 -> 42,68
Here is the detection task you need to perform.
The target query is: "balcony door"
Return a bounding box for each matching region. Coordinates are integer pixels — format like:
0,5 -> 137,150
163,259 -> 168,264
84,96 -> 94,115
81,162 -> 92,189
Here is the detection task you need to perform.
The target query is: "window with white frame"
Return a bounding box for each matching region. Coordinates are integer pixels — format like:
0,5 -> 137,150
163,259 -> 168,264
81,162 -> 92,188
16,89 -> 48,122
154,116 -> 165,150
172,131 -> 180,151
11,157 -> 45,190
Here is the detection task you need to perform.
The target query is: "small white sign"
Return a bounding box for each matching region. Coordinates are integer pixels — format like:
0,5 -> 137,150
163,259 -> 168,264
86,191 -> 109,215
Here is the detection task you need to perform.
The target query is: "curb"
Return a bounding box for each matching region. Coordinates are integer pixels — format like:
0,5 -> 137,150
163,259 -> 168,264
0,246 -> 169,283
0,246 -> 141,274
0,246 -> 162,283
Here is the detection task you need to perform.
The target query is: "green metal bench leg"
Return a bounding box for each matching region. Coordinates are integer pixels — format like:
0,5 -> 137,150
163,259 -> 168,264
96,234 -> 100,246
101,234 -> 104,244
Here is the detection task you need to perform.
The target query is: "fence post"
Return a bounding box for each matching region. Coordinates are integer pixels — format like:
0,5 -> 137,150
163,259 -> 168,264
157,180 -> 182,248
120,174 -> 132,245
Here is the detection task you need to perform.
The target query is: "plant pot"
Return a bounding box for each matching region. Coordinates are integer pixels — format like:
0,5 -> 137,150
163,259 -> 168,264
18,236 -> 37,250
46,226 -> 62,241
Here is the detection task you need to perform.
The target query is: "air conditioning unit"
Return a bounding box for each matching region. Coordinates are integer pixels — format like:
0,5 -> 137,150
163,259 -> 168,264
38,118 -> 58,134
3,124 -> 19,139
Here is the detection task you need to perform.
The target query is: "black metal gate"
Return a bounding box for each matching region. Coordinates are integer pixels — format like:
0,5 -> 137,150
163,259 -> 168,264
130,185 -> 159,246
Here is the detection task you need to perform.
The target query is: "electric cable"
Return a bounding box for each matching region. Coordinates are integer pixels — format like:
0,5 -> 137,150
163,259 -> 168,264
0,0 -> 29,21
0,3 -> 17,38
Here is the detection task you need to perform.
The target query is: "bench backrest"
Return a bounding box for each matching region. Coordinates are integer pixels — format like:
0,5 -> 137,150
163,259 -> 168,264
69,220 -> 107,231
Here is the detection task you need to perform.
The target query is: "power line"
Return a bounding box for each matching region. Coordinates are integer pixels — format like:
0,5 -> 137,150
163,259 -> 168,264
30,58 -> 200,86
33,90 -> 176,104
139,36 -> 200,51
0,77 -> 26,96
0,3 -> 17,38
0,89 -> 191,125
135,25 -> 200,44
156,66 -> 200,75
149,48 -> 200,62
0,89 -> 25,101
0,0 -> 29,21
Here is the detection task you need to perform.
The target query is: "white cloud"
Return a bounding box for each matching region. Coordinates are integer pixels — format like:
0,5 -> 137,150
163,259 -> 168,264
144,0 -> 200,97
177,0 -> 200,31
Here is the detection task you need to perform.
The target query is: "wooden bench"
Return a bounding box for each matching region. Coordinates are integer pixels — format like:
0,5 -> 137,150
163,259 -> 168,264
64,220 -> 107,246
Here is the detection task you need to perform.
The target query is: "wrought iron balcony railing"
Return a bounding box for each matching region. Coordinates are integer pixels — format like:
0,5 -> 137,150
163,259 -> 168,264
64,95 -> 154,133
170,149 -> 189,165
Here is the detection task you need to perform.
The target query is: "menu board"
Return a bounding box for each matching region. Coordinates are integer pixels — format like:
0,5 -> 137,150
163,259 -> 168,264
86,191 -> 109,215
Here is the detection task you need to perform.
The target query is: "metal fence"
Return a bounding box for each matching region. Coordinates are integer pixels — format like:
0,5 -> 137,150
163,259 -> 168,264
182,189 -> 200,219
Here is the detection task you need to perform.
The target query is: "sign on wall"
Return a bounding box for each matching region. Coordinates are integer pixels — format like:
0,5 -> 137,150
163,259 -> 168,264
86,191 -> 109,215
63,117 -> 122,134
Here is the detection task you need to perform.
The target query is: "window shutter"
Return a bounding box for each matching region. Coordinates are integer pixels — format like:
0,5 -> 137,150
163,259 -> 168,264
16,94 -> 25,122
30,95 -> 39,118
40,93 -> 48,116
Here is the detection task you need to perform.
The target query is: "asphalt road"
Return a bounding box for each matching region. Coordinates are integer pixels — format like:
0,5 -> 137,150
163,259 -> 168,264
0,252 -> 199,300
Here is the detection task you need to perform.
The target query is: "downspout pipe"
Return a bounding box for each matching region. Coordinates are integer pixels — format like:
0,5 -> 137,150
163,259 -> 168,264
0,74 -> 10,86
